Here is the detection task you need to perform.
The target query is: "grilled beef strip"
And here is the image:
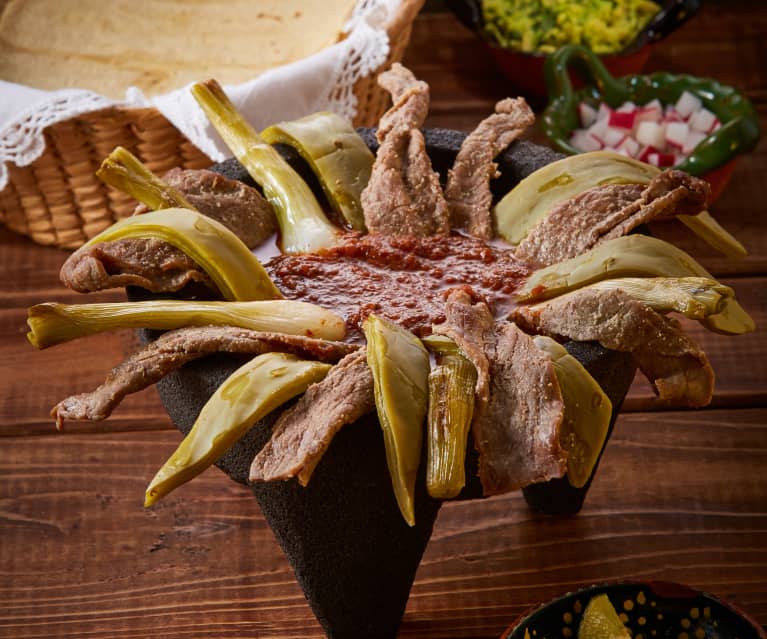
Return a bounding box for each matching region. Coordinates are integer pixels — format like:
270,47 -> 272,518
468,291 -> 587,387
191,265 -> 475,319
444,98 -> 535,240
510,287 -> 715,407
60,168 -> 275,294
361,63 -> 450,237
432,291 -> 566,495
431,288 -> 495,402
52,326 -> 357,428
515,170 -> 711,268
249,349 -> 375,486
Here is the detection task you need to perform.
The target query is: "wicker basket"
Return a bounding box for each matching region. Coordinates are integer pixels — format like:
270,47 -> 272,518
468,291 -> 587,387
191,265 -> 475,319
0,0 -> 424,249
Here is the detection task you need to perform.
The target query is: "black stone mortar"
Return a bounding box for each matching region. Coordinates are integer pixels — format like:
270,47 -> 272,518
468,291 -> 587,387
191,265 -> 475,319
139,130 -> 637,639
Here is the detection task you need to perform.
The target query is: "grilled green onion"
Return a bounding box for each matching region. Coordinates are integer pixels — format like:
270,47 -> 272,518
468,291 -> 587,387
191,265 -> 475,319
517,234 -> 754,335
191,80 -> 339,253
27,299 -> 345,349
363,314 -> 430,526
145,353 -> 331,506
95,146 -> 195,211
82,208 -> 282,301
262,112 -> 374,231
422,335 -> 477,499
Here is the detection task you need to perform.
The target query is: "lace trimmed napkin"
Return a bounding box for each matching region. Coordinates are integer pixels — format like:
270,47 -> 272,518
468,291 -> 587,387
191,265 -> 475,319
0,0 -> 400,192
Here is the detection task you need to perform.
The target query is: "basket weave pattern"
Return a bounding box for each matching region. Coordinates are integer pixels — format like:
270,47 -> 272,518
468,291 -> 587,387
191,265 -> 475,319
0,0 -> 423,249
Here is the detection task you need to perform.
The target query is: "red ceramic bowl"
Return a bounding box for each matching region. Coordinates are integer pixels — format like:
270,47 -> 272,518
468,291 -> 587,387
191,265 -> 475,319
446,0 -> 701,97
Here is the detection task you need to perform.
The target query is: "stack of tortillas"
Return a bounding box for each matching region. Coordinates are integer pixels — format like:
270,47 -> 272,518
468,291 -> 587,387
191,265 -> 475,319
0,0 -> 357,98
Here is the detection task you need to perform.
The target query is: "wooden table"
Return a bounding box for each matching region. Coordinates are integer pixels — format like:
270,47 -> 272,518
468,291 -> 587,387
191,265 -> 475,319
1,2 -> 766,637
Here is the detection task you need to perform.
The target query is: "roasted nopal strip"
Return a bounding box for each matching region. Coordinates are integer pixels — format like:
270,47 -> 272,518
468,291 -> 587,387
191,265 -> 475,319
511,287 -> 715,408
361,63 -> 450,237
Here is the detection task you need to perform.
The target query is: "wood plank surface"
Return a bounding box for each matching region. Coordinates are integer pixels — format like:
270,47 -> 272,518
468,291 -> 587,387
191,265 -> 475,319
2,1 -> 767,638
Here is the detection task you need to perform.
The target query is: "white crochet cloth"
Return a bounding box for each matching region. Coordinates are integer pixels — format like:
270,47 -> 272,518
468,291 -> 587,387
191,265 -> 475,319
0,0 -> 398,192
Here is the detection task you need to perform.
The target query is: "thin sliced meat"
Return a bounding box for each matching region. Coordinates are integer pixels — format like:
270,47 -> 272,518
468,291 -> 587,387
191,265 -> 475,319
52,326 -> 357,428
59,237 -> 213,294
515,170 -> 711,267
431,288 -> 495,401
445,98 -> 535,240
432,289 -> 566,494
249,349 -> 374,486
61,168 -> 275,294
361,63 -> 450,237
473,321 -> 567,495
133,168 -> 277,248
510,287 -> 714,407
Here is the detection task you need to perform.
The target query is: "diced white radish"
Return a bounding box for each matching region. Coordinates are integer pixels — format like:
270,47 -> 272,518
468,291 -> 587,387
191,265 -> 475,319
636,104 -> 663,126
616,136 -> 640,158
675,91 -> 703,118
608,110 -> 637,130
616,101 -> 637,113
682,130 -> 707,154
642,98 -> 663,112
603,127 -> 626,148
665,121 -> 690,149
597,102 -> 612,121
570,129 -> 602,152
664,105 -> 684,122
638,145 -> 659,163
587,119 -> 610,144
689,107 -> 718,133
578,102 -> 598,128
636,121 -> 666,149
647,152 -> 676,167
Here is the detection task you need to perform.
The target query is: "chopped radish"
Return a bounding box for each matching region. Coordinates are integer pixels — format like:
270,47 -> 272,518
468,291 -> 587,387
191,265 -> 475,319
647,152 -> 676,167
616,101 -> 637,113
675,91 -> 703,118
608,110 -> 637,130
603,127 -> 626,148
597,102 -> 613,121
682,130 -> 707,154
578,102 -> 598,128
570,129 -> 602,152
665,121 -> 690,149
636,121 -> 666,149
689,107 -> 718,133
568,96 -> 723,167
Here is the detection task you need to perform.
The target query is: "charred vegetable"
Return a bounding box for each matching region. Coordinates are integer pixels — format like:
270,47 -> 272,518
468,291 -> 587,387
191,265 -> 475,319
262,111 -> 374,231
27,299 -> 345,349
533,336 -> 612,488
422,335 -> 477,499
516,234 -> 754,335
191,80 -> 339,253
363,315 -> 430,526
81,208 -> 282,301
494,150 -> 745,258
95,146 -> 195,211
145,353 -> 331,506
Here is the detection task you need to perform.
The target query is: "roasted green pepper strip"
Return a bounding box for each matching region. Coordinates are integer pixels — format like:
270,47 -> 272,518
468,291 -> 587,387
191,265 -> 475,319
517,234 -> 754,335
145,353 -> 331,506
82,208 -> 282,301
262,112 -> 374,231
534,336 -> 613,489
95,146 -> 195,211
363,315 -> 430,526
493,150 -> 745,258
27,299 -> 345,349
191,80 -> 339,254
422,335 -> 477,499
